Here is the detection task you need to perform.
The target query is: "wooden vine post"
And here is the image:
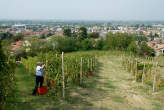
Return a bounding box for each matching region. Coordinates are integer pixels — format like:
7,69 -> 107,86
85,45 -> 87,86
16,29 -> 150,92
91,58 -> 93,71
142,63 -> 146,85
94,56 -> 96,69
45,58 -> 48,85
153,62 -> 158,92
88,58 -> 90,70
62,52 -> 65,98
80,57 -> 83,84
153,73 -> 156,92
93,57 -> 95,69
135,60 -> 138,81
130,60 -> 133,74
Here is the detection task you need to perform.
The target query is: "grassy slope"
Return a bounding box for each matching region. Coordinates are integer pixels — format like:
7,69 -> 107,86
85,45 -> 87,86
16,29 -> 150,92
5,55 -> 164,110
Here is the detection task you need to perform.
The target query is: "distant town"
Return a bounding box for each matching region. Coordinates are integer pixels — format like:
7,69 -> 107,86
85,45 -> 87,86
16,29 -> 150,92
1,20 -> 164,55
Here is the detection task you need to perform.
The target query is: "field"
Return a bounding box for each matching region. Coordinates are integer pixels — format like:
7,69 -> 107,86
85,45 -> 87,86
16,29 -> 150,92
4,51 -> 164,110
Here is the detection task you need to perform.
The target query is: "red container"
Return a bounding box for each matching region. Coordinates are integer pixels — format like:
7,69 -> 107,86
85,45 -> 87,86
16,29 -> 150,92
50,81 -> 55,87
38,86 -> 47,95
89,71 -> 93,75
82,73 -> 86,77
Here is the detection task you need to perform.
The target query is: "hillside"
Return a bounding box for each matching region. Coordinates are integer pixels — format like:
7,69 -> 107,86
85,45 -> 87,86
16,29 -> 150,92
5,55 -> 164,110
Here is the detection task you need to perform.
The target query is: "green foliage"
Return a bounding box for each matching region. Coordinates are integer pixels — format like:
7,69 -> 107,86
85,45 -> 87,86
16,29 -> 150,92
134,34 -> 147,43
50,36 -> 76,52
148,32 -> 159,41
77,27 -> 88,41
0,32 -> 13,40
106,32 -> 134,50
88,32 -> 99,39
121,56 -> 164,90
140,41 -> 155,56
40,33 -> 46,39
95,39 -> 105,50
63,28 -> 72,37
21,52 -> 97,94
128,41 -> 138,54
24,32 -> 155,57
81,39 -> 93,50
12,33 -> 24,41
0,41 -> 15,109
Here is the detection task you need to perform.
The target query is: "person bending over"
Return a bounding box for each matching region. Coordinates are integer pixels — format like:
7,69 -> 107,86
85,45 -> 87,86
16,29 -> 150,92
32,62 -> 45,95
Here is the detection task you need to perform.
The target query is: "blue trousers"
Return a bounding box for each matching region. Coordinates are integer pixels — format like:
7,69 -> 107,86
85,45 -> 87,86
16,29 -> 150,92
32,76 -> 44,95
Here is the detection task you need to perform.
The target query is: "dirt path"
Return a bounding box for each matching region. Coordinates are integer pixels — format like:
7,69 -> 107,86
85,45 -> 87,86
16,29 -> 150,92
5,56 -> 164,110
66,56 -> 164,110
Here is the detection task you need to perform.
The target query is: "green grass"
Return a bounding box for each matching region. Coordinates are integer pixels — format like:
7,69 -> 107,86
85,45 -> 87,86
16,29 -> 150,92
4,65 -> 59,110
111,96 -> 124,103
3,53 -> 164,110
153,103 -> 162,110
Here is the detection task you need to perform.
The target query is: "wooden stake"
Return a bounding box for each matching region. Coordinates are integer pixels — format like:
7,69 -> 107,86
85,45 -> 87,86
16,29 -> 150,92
135,60 -> 138,81
153,63 -> 158,92
91,58 -> 93,71
80,57 -> 83,84
88,58 -> 90,70
93,57 -> 95,69
153,73 -> 156,92
62,52 -> 65,98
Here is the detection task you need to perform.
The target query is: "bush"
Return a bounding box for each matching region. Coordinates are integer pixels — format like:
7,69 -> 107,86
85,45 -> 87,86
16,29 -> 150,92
50,36 -> 76,52
81,39 -> 93,50
106,32 -> 134,50
0,32 -> 13,40
140,41 -> 155,56
12,33 -> 24,41
88,32 -> 100,39
128,41 -> 138,54
95,39 -> 105,50
0,41 -> 15,109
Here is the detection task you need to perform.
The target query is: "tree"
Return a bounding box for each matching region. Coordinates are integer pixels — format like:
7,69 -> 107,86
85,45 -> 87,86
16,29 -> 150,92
81,39 -> 93,50
77,27 -> 88,41
128,41 -> 138,54
50,36 -> 76,52
47,32 -> 53,37
148,32 -> 154,41
13,33 -> 24,41
63,28 -> 72,37
40,33 -> 46,39
134,34 -> 147,44
72,31 -> 77,39
154,33 -> 159,37
95,39 -> 105,50
88,32 -> 100,39
106,32 -> 134,50
140,41 -> 155,56
0,32 -> 13,40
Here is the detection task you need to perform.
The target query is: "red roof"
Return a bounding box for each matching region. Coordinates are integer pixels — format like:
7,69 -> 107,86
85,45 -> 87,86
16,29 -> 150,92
15,41 -> 22,45
153,44 -> 164,50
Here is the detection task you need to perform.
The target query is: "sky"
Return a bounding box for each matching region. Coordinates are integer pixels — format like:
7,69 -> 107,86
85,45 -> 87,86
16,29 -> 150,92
0,0 -> 164,21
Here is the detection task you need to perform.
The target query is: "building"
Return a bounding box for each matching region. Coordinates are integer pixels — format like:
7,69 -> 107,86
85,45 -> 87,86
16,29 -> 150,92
12,24 -> 26,32
162,28 -> 164,38
153,44 -> 164,56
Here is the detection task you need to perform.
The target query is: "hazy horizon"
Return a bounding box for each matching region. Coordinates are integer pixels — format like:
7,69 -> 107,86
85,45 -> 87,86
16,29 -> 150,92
1,0 -> 164,21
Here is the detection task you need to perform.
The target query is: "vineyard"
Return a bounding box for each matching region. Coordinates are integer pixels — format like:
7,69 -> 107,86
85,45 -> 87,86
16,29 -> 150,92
0,44 -> 15,109
21,51 -> 97,97
121,55 -> 164,92
2,51 -> 164,110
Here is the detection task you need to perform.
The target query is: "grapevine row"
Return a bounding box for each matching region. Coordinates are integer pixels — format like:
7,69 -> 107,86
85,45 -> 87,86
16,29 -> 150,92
121,55 -> 164,92
21,52 -> 98,97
